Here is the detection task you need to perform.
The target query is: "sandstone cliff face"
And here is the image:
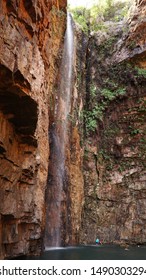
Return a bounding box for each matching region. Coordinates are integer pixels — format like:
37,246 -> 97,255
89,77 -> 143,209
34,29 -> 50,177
80,0 -> 146,245
0,0 -> 66,259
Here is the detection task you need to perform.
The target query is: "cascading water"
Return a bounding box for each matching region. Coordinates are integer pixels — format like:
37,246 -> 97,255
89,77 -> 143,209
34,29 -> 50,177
44,13 -> 74,247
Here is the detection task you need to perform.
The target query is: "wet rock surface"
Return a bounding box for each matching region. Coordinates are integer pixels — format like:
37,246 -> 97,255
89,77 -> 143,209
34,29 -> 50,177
45,20 -> 84,247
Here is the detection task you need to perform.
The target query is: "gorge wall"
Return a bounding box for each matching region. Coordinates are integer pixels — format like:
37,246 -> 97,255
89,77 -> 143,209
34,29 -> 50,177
0,0 -> 67,259
0,0 -> 146,260
80,0 -> 146,245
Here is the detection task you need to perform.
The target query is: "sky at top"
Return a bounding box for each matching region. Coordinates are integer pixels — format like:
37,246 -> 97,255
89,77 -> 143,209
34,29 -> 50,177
68,0 -> 131,8
68,0 -> 98,8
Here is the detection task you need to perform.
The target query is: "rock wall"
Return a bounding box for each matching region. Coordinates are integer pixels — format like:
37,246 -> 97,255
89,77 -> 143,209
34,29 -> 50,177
80,0 -> 146,245
67,26 -> 85,243
0,0 -> 67,259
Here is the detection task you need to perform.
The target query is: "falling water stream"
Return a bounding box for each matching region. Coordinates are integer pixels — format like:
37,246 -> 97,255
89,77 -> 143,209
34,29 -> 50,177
44,13 -> 74,247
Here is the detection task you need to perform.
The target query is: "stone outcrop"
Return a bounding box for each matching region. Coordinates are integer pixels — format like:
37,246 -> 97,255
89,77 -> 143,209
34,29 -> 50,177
0,0 -> 67,259
80,0 -> 146,245
114,0 -> 146,64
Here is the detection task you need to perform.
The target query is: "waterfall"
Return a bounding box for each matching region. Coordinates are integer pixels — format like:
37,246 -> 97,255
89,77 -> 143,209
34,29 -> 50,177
44,13 -> 74,248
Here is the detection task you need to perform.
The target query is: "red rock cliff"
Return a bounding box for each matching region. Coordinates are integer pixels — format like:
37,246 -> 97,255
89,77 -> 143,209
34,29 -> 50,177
0,0 -> 67,259
80,0 -> 146,245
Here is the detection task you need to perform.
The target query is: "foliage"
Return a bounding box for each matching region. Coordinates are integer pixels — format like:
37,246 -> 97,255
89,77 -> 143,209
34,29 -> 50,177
83,84 -> 126,134
98,148 -> 111,160
129,126 -> 141,136
69,0 -> 131,32
135,67 -> 146,79
101,88 -> 116,100
82,62 -> 132,136
101,86 -> 126,100
84,104 -> 104,132
69,7 -> 90,33
90,84 -> 97,98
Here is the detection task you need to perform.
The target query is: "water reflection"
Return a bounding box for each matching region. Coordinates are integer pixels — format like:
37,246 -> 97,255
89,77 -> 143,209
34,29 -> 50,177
21,245 -> 146,260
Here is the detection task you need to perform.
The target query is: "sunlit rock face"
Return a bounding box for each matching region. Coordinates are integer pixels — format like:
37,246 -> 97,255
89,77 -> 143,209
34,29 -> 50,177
80,0 -> 146,245
127,0 -> 146,67
0,0 -> 66,259
114,0 -> 146,64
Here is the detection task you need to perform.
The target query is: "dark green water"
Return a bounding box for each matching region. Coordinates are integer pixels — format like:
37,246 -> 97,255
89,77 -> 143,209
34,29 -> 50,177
24,245 -> 146,260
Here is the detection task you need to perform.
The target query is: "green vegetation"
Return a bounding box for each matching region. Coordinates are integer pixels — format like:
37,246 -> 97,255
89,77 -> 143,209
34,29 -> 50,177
134,67 -> 146,79
83,84 -> 126,134
101,87 -> 126,100
98,148 -> 111,160
118,160 -> 133,173
69,0 -> 131,33
84,103 -> 105,132
130,128 -> 141,136
90,84 -> 97,98
129,125 -> 143,137
81,59 -> 145,136
69,7 -> 90,33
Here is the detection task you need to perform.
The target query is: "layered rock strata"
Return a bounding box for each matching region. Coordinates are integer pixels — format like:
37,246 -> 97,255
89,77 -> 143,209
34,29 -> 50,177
0,0 -> 66,259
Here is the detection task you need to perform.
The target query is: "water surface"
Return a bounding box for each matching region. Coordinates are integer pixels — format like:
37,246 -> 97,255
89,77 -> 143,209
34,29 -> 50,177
27,245 -> 146,260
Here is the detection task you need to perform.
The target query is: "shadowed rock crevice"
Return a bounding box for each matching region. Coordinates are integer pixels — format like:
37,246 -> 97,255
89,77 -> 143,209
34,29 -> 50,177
23,0 -> 38,23
0,64 -> 38,146
6,0 -> 18,15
